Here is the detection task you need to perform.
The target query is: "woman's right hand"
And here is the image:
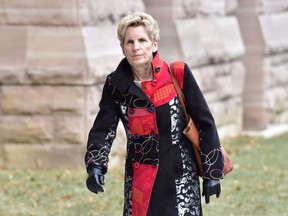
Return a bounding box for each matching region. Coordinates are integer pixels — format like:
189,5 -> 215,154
86,166 -> 105,194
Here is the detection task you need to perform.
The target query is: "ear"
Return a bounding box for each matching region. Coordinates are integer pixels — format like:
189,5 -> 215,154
120,43 -> 125,56
152,40 -> 158,53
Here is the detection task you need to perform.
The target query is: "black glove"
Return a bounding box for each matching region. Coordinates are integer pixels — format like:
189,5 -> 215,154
86,166 -> 105,194
202,179 -> 221,204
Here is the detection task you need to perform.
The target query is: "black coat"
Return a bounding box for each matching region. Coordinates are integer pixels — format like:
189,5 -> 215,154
85,52 -> 223,216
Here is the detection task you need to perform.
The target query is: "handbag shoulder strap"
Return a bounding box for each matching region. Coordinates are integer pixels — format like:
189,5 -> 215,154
169,62 -> 190,124
170,61 -> 185,88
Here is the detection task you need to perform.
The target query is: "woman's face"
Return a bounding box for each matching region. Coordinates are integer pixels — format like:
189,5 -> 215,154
121,26 -> 158,70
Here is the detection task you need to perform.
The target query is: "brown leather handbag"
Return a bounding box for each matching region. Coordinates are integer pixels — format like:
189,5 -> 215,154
169,64 -> 233,177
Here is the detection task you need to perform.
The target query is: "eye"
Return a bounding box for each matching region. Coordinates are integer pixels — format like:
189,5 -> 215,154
125,39 -> 134,45
139,38 -> 147,42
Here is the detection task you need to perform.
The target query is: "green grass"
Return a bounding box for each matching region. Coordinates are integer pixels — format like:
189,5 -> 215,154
203,133 -> 288,216
1,133 -> 288,216
0,169 -> 124,216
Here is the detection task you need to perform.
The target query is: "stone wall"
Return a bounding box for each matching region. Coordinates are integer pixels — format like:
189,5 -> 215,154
0,0 -> 144,169
145,0 -> 245,138
0,0 -> 287,169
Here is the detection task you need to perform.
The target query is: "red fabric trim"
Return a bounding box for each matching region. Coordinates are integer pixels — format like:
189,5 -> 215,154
132,163 -> 158,216
142,64 -> 177,107
128,108 -> 159,136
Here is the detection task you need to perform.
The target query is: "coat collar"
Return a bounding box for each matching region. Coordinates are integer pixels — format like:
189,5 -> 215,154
110,51 -> 165,100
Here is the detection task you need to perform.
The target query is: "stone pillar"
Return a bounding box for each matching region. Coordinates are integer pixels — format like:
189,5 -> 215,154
144,0 -> 184,62
144,0 -> 246,139
258,1 -> 288,124
236,0 -> 268,130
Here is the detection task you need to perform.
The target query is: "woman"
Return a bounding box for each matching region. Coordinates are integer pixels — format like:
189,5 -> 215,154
85,12 -> 224,216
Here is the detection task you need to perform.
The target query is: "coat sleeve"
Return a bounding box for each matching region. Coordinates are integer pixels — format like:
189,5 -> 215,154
182,63 -> 224,179
84,75 -> 120,173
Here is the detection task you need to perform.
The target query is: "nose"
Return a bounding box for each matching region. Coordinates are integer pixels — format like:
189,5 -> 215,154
133,41 -> 140,50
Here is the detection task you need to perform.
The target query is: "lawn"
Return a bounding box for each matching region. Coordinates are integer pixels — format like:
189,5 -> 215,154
203,133 -> 288,216
0,133 -> 288,216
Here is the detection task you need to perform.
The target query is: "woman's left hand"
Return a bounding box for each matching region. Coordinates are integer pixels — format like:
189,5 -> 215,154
202,179 -> 221,204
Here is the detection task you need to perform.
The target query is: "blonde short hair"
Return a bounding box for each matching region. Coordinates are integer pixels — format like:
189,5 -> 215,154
117,12 -> 160,44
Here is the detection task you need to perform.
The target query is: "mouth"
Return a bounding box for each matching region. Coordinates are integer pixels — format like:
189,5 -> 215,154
133,54 -> 144,58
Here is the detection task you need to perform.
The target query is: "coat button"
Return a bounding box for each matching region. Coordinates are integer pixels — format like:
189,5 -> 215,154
148,105 -> 154,113
129,108 -> 135,114
152,80 -> 157,86
134,162 -> 140,169
152,161 -> 158,168
134,134 -> 140,139
155,66 -> 160,72
150,131 -> 156,137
